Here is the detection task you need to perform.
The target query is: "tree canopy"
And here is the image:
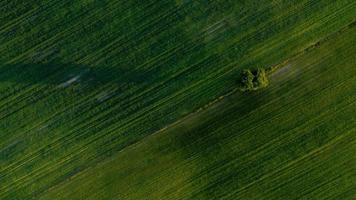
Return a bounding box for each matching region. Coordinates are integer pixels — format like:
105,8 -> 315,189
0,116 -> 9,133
238,68 -> 269,91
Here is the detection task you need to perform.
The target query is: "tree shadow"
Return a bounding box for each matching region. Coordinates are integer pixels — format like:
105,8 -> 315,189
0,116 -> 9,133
0,63 -> 153,88
170,89 -> 273,199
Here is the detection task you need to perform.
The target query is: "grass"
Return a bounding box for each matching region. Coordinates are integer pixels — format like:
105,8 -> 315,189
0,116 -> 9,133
40,25 -> 356,200
0,0 -> 355,199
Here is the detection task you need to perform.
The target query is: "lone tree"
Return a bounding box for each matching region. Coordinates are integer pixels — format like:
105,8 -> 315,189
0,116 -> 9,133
238,68 -> 269,91
239,69 -> 254,91
254,68 -> 269,88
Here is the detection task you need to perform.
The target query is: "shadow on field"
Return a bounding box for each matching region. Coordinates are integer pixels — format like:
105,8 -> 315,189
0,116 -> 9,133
0,63 -> 153,87
171,89 -> 273,199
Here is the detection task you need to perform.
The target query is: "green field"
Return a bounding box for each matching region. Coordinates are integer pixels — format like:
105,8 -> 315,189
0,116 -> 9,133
39,24 -> 356,200
0,0 -> 355,199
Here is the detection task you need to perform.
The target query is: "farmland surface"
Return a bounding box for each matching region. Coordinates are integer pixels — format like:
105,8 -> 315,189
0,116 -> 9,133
0,0 -> 355,199
40,23 -> 356,200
